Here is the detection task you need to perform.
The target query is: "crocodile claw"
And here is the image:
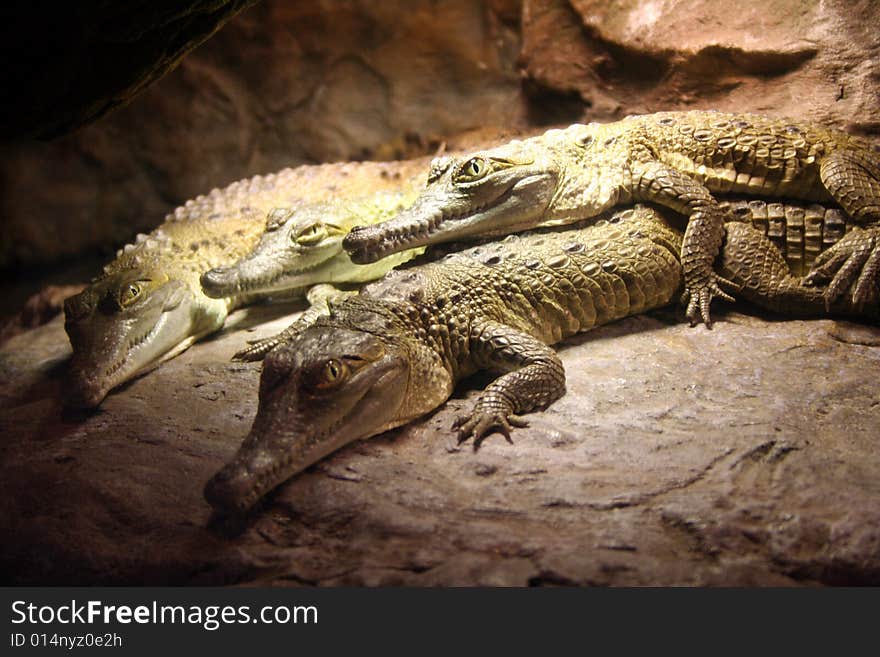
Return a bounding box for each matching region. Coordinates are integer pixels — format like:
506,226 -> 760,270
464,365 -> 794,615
681,274 -> 738,327
453,410 -> 528,451
232,336 -> 279,362
804,228 -> 880,310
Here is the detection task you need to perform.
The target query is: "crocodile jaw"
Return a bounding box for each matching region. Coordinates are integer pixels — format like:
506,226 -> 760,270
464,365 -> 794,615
204,326 -> 412,513
201,236 -> 343,299
344,171 -> 558,264
201,255 -> 331,299
65,282 -> 223,408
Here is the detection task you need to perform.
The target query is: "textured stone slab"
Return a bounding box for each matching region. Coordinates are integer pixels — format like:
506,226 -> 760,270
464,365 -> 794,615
1,303 -> 878,585
522,0 -> 880,129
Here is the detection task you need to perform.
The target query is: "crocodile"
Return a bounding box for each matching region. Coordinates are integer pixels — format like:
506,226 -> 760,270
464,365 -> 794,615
227,197 -> 856,363
204,203 -> 876,513
63,158 -> 430,408
343,110 -> 880,325
200,189 -> 424,300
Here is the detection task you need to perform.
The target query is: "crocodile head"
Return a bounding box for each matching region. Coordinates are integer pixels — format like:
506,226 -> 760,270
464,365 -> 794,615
64,267 -> 225,408
201,194 -> 424,300
200,205 -> 351,298
204,304 -> 451,514
342,124 -> 630,264
343,138 -> 563,264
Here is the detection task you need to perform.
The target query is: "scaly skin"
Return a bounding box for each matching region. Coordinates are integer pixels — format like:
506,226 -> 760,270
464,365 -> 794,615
718,198 -> 852,277
344,110 -> 880,325
198,190 -> 426,361
721,198 -> 879,309
719,222 -> 878,318
237,197 -> 856,363
206,201 -> 877,513
804,225 -> 880,309
63,159 -> 430,408
205,204 -> 684,512
200,190 -> 423,299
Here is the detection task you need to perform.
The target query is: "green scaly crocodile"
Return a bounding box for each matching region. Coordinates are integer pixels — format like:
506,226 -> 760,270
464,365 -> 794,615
221,197 -> 857,363
200,189 -> 422,299
198,189 -> 425,362
343,111 -> 880,324
63,159 -> 430,408
205,202 -> 877,513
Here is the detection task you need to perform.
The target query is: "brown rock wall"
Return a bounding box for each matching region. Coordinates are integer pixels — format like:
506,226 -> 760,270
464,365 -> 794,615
6,1 -> 879,271
0,0 -> 525,270
521,0 -> 880,129
0,1 -> 258,139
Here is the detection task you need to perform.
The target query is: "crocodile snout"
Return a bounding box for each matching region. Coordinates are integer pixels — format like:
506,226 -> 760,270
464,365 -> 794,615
342,225 -> 381,264
200,267 -> 239,298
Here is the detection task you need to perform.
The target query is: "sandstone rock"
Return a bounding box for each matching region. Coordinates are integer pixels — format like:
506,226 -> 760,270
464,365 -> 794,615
1,306 -> 878,585
0,284 -> 85,346
521,0 -> 880,129
4,0 -> 879,270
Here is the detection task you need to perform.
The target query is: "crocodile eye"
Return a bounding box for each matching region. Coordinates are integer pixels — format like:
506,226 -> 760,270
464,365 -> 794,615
119,283 -> 142,307
315,358 -> 348,389
293,222 -> 328,246
457,157 -> 488,182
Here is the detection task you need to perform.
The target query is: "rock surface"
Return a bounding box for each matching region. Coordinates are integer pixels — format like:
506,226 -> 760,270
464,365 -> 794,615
0,284 -> 85,345
522,0 -> 880,129
0,0 -> 524,270
2,305 -> 879,585
6,0 -> 879,271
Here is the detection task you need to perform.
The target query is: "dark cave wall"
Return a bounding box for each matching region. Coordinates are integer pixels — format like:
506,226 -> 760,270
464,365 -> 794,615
0,0 -> 525,270
1,0 -> 879,271
0,0 -> 259,140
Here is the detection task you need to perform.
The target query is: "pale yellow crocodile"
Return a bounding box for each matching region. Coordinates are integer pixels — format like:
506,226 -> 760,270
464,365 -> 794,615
63,158 -> 431,408
344,111 -> 880,324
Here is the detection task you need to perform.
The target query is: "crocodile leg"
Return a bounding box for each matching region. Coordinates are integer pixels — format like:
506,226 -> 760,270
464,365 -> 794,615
453,320 -> 566,449
232,284 -> 358,361
803,227 -> 880,309
233,317 -> 313,362
631,160 -> 737,326
853,239 -> 880,307
819,150 -> 880,223
720,222 -> 877,318
304,283 -> 360,317
800,150 -> 880,306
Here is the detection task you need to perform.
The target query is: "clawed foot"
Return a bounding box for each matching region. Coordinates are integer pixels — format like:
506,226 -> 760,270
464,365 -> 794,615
804,228 -> 880,310
232,336 -> 280,362
681,273 -> 739,327
233,315 -> 315,362
452,407 -> 529,451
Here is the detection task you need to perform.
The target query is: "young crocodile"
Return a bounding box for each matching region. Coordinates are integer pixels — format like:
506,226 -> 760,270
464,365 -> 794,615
205,203 -> 875,513
200,190 -> 423,299
63,159 -> 429,408
343,111 -> 880,325
229,197 -> 856,363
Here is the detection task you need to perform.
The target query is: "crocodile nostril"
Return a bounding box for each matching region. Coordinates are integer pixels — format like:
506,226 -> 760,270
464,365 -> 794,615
200,267 -> 237,297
